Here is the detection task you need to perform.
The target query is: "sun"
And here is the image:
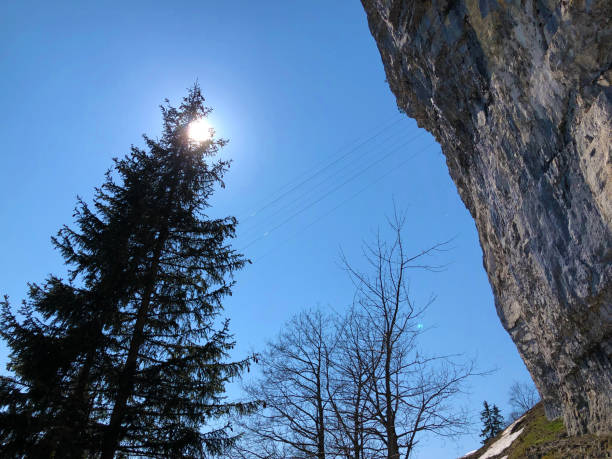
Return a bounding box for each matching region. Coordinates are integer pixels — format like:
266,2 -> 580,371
188,118 -> 212,142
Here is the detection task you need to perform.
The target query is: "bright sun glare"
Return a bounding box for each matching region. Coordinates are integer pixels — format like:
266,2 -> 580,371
188,118 -> 212,142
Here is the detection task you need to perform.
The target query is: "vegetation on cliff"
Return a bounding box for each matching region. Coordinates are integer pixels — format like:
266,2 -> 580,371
466,403 -> 611,459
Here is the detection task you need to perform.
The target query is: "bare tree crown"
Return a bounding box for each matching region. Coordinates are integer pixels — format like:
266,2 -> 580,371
235,211 -> 479,459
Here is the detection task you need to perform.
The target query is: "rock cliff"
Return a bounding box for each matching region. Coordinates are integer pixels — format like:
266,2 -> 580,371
360,0 -> 611,435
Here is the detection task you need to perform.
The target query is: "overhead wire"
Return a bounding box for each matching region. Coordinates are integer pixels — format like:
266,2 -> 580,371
238,133 -> 429,251
251,146 -> 440,262
235,115 -> 405,223
237,127 -> 424,240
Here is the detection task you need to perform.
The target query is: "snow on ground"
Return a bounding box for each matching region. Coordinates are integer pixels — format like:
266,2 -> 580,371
458,449 -> 478,458
479,415 -> 526,459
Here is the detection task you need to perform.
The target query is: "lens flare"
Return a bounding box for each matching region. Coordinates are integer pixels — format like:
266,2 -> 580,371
188,118 -> 212,142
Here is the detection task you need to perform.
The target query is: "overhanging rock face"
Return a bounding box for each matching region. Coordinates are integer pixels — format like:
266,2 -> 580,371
360,0 -> 611,435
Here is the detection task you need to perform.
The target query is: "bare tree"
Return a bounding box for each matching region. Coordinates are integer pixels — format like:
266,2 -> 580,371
325,307 -> 378,459
236,309 -> 333,459
341,211 -> 476,459
234,211 -> 480,459
508,380 -> 540,422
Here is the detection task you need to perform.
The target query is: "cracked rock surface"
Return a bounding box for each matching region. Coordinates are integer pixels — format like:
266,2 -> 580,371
360,0 -> 611,435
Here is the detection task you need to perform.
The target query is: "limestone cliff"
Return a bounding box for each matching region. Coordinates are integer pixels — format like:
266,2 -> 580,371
360,0 -> 611,435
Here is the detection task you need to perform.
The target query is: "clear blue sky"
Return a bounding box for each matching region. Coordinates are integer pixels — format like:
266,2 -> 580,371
0,1 -> 533,457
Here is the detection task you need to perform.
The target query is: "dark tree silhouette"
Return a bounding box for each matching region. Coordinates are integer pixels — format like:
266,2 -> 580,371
480,401 -> 504,444
341,212 -> 475,459
325,308 -> 378,459
0,85 -> 256,458
235,211 -> 478,459
236,309 -> 333,459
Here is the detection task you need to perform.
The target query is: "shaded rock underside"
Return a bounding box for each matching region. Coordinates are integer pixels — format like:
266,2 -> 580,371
360,0 -> 611,435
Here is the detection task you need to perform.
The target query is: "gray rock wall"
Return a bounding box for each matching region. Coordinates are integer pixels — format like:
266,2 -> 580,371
360,0 -> 611,435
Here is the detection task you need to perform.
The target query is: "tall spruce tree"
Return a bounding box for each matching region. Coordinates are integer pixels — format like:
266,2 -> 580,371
0,85 -> 256,458
479,401 -> 504,444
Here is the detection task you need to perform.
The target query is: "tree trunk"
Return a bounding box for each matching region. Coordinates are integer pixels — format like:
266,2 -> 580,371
100,171 -> 177,458
100,282 -> 156,458
100,227 -> 169,459
353,409 -> 360,459
316,373 -> 326,459
385,336 -> 399,459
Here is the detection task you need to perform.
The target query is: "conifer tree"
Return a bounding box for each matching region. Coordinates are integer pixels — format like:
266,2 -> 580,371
491,405 -> 504,435
0,85 -> 256,458
479,401 -> 504,444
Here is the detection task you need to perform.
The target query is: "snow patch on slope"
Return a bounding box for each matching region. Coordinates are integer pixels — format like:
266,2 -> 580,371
480,415 -> 525,459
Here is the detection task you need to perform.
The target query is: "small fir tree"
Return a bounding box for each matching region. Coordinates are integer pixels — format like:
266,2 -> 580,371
491,405 -> 504,435
0,85 -> 257,458
479,401 -> 504,444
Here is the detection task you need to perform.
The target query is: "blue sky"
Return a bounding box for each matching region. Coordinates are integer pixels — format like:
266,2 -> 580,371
0,1 -> 533,457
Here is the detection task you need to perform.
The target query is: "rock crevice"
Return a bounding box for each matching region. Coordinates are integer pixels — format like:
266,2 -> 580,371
360,0 -> 611,435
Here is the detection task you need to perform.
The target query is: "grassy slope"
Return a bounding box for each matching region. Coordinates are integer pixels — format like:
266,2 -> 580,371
465,402 -> 611,458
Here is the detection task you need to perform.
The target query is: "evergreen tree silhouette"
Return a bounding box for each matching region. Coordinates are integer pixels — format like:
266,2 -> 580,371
0,85 -> 257,458
480,401 -> 504,444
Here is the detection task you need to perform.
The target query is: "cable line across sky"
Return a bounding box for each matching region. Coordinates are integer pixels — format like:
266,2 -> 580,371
253,146 -> 440,262
235,115 -> 405,222
238,137 -> 434,253
237,128 -> 426,240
